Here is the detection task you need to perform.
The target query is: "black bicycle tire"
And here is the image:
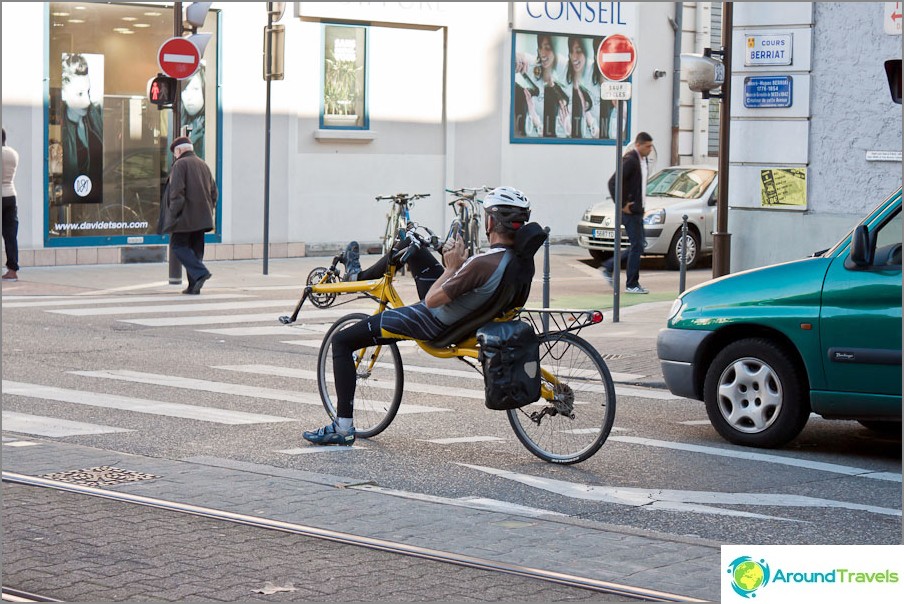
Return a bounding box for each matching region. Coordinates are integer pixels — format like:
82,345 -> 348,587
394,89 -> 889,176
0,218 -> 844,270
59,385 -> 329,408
506,332 -> 616,464
316,312 -> 404,438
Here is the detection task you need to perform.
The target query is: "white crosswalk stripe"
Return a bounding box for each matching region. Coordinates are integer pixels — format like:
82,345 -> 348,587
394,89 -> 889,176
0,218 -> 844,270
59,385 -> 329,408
48,299 -> 301,316
2,411 -> 135,437
69,369 -> 447,414
2,381 -> 296,425
2,293 -> 248,308
118,307 -> 373,327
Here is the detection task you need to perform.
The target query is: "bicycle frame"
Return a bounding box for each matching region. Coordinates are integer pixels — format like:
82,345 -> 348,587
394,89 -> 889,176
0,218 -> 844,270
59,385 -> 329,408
283,261 -> 601,403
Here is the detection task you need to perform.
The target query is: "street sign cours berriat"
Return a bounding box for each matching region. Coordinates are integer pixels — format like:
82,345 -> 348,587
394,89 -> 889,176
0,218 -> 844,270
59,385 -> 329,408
157,37 -> 201,80
596,34 -> 637,82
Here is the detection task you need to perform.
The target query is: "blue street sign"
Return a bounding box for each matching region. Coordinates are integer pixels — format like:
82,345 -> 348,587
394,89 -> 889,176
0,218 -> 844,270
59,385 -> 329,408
743,76 -> 793,108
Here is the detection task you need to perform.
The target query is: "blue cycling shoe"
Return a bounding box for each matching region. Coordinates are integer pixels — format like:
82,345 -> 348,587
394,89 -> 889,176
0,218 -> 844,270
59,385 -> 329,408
302,421 -> 356,446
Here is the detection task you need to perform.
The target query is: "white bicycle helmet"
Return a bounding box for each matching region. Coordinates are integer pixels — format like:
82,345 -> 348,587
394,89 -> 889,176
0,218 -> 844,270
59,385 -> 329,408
483,186 -> 531,231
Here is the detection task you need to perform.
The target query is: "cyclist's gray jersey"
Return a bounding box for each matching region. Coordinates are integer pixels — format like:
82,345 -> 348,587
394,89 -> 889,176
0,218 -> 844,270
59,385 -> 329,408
429,246 -> 513,326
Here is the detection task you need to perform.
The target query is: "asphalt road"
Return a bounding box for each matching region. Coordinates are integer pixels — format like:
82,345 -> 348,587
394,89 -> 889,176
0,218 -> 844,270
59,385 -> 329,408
2,252 -> 900,552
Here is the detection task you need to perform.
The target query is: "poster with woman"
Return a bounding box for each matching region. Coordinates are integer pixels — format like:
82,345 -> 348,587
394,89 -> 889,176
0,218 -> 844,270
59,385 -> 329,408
181,64 -> 206,158
512,32 -> 630,144
60,52 -> 104,204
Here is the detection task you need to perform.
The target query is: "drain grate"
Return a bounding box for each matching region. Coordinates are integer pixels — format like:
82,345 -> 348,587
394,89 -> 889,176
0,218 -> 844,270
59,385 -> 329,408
599,353 -> 625,360
42,466 -> 160,488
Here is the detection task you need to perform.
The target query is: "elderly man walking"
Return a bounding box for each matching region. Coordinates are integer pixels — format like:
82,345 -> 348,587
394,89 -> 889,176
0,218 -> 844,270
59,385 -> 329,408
160,136 -> 218,295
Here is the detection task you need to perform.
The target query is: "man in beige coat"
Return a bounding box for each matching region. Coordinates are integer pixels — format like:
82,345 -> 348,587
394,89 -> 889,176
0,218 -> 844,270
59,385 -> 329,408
160,136 -> 218,294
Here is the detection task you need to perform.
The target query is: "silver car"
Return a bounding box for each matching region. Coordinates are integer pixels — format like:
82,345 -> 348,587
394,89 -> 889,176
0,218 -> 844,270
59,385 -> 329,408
577,166 -> 718,269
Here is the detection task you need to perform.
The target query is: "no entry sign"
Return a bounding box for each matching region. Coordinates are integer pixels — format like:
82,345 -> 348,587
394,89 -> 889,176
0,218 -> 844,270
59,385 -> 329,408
597,34 -> 637,82
157,37 -> 200,80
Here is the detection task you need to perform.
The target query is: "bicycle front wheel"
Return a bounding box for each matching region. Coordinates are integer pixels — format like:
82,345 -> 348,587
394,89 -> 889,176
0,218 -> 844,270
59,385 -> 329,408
317,313 -> 404,438
507,332 -> 616,464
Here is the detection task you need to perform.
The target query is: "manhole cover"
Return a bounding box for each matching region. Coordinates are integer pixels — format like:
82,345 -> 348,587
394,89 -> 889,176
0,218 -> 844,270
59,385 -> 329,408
42,466 -> 160,488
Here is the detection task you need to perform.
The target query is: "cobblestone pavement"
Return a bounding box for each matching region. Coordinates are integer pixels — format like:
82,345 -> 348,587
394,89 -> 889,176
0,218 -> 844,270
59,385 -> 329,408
3,484 -> 623,602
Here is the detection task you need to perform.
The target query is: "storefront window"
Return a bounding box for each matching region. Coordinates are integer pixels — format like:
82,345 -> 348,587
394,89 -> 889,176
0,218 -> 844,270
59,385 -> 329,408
47,2 -> 219,245
322,25 -> 367,129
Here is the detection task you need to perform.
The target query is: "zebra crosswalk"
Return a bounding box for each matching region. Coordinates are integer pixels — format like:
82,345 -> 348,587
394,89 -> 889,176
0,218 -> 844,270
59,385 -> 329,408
2,290 -> 677,447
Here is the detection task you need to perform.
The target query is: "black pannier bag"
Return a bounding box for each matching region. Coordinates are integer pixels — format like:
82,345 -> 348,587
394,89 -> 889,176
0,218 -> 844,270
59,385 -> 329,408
476,319 -> 541,410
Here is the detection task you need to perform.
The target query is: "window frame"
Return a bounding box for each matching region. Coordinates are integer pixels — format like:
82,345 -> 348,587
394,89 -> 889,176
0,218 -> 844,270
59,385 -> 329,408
320,23 -> 370,130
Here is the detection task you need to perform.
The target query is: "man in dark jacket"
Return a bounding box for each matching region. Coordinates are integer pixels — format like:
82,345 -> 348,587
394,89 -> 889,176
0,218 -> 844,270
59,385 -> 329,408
601,131 -> 654,294
160,136 -> 217,294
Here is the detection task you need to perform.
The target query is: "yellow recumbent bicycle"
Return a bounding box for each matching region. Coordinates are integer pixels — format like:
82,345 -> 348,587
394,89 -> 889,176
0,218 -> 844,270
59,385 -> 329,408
279,224 -> 616,464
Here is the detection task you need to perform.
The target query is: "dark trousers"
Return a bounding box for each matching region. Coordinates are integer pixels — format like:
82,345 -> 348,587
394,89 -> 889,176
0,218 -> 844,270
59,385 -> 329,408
334,246 -> 445,418
2,197 -> 19,272
170,230 -> 208,283
602,212 -> 644,289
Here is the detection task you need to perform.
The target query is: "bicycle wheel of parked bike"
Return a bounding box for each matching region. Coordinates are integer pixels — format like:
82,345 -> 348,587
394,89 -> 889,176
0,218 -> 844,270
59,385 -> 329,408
306,267 -> 338,308
317,313 -> 404,438
507,332 -> 616,464
466,217 -> 481,257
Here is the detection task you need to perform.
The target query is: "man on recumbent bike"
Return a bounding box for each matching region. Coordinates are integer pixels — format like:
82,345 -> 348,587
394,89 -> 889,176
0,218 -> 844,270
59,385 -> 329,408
303,186 -> 533,445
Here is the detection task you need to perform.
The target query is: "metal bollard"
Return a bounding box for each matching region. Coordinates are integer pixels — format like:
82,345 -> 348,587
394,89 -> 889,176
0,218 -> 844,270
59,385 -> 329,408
542,227 -> 551,335
679,215 -> 688,294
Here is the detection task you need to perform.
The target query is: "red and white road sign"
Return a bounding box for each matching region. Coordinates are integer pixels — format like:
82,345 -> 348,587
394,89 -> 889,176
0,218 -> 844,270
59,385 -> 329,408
597,34 -> 637,82
157,37 -> 200,80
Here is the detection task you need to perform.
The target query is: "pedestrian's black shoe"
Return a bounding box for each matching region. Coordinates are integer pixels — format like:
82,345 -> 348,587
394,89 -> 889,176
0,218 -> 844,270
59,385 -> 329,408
189,272 -> 212,295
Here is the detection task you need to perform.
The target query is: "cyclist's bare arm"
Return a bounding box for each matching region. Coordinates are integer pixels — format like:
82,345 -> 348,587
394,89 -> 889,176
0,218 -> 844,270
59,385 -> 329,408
424,236 -> 467,308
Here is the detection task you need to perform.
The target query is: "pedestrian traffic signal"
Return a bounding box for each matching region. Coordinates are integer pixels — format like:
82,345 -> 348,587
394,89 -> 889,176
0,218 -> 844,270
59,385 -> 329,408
148,75 -> 177,107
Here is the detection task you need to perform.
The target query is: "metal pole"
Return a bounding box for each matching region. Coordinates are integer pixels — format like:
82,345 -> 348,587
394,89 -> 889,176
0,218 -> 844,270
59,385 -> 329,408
263,4 -> 274,275
679,215 -> 688,294
612,99 -> 624,323
713,2 -> 733,278
670,2 -> 683,166
542,227 -> 550,335
168,1 -> 184,285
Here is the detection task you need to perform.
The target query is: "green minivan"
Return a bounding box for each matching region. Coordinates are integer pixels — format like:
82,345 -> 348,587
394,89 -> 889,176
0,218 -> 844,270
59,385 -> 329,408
657,189 -> 902,448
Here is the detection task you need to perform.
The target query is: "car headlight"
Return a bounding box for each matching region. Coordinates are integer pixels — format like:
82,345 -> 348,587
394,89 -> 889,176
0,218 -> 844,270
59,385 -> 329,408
582,209 -> 592,222
643,208 -> 666,225
667,297 -> 684,321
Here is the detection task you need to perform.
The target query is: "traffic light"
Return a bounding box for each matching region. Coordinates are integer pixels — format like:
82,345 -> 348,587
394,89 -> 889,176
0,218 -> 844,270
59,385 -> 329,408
184,2 -> 213,57
681,48 -> 726,99
148,75 -> 177,108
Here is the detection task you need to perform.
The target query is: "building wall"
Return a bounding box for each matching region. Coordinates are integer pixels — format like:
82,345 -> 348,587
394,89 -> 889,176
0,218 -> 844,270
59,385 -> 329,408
727,2 -> 902,272
2,2 -> 702,262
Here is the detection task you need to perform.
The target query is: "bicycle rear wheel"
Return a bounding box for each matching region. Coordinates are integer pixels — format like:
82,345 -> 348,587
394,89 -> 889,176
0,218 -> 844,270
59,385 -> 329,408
507,332 -> 616,464
317,313 -> 404,438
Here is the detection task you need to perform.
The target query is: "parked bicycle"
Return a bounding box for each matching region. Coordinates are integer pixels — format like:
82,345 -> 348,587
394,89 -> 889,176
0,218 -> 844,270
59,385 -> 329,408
377,192 -> 430,255
445,186 -> 491,258
280,223 -> 616,464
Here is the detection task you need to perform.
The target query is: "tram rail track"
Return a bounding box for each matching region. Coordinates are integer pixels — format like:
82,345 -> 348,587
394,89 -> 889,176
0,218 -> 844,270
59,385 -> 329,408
1,587 -> 61,602
3,470 -> 704,602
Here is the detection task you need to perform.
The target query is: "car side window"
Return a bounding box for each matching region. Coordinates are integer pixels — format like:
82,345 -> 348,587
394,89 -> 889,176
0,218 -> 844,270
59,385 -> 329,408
872,209 -> 902,267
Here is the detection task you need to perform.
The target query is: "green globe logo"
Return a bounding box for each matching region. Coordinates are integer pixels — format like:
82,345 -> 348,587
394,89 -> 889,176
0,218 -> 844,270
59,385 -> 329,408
727,556 -> 771,598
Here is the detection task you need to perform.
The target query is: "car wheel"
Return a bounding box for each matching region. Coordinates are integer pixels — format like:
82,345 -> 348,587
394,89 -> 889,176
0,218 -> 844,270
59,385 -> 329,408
857,420 -> 902,435
703,338 -> 810,448
589,249 -> 611,262
665,228 -> 700,270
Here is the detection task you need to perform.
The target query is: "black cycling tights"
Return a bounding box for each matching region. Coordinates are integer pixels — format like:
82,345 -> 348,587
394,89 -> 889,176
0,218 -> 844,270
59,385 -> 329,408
330,314 -> 396,418
356,245 -> 444,299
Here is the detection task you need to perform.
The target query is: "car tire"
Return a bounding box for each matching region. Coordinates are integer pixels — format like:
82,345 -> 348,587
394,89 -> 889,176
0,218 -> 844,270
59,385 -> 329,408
589,249 -> 611,262
665,228 -> 700,270
703,338 -> 810,448
857,420 -> 902,435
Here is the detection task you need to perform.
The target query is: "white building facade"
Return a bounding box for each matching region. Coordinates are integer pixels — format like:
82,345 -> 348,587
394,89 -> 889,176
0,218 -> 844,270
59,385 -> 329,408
2,1 -> 711,266
5,2 -> 895,272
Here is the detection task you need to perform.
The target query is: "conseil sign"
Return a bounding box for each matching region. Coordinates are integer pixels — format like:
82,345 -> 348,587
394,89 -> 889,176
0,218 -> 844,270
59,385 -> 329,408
513,2 -> 637,36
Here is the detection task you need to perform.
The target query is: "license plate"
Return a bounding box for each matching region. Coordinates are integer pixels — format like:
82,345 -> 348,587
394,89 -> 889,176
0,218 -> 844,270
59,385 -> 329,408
593,229 -> 615,239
